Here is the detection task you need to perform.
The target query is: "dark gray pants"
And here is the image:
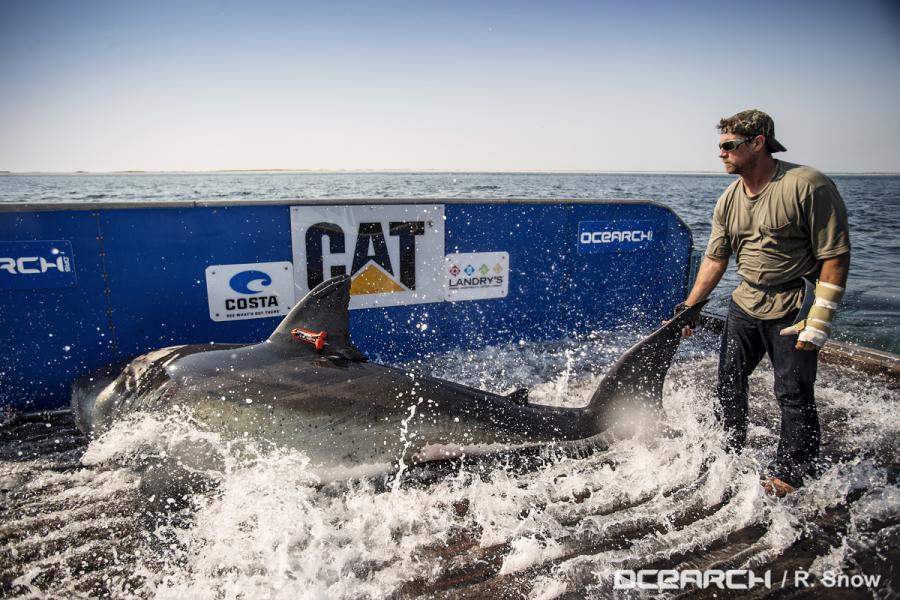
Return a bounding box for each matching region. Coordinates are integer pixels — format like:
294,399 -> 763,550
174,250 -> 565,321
716,300 -> 820,487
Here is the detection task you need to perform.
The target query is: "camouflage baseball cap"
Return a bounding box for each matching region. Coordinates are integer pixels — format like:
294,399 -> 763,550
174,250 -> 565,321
718,109 -> 787,153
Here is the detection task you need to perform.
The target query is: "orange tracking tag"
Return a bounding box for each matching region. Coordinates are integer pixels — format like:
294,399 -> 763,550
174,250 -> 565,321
290,328 -> 328,353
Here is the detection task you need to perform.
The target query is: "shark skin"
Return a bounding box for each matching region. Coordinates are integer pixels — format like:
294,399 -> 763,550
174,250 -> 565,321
72,275 -> 706,479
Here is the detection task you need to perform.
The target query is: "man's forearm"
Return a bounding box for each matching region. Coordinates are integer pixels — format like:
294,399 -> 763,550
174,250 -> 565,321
686,256 -> 728,306
791,252 -> 850,350
818,252 -> 850,288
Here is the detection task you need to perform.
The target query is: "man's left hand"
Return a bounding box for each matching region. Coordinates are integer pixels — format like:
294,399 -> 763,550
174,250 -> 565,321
795,325 -> 829,351
780,322 -> 829,350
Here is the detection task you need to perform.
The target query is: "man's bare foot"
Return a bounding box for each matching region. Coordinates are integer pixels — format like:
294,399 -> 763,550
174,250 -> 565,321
762,477 -> 796,497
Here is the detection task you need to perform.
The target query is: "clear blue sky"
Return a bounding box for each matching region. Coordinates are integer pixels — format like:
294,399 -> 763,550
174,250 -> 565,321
1,0 -> 899,173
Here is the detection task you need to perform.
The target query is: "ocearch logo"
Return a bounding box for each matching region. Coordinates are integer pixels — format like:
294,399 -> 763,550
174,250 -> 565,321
0,240 -> 78,290
0,255 -> 71,274
577,220 -> 660,255
579,230 -> 653,244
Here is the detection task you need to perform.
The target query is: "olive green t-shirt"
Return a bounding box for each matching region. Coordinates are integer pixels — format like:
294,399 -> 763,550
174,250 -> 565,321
705,161 -> 851,319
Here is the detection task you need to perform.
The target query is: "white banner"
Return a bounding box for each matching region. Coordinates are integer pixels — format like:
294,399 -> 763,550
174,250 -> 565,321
444,252 -> 509,302
290,205 -> 445,309
205,261 -> 295,322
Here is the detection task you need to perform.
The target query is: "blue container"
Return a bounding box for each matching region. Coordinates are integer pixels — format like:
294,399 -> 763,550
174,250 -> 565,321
0,199 -> 693,411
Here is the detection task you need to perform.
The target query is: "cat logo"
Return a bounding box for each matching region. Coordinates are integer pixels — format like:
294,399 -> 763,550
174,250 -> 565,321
291,205 -> 445,309
304,221 -> 424,293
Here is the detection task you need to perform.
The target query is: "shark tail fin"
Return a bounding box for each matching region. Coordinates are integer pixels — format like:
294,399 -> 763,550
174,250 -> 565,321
269,275 -> 367,361
587,299 -> 708,437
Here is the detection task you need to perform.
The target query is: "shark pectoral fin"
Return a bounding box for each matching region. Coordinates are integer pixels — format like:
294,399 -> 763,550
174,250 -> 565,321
587,299 -> 708,436
506,388 -> 529,405
268,275 -> 368,361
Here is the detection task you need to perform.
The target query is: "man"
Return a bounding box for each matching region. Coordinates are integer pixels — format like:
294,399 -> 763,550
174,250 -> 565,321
680,109 -> 851,496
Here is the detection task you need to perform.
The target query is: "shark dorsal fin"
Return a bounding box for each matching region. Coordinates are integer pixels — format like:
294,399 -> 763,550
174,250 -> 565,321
269,275 -> 367,361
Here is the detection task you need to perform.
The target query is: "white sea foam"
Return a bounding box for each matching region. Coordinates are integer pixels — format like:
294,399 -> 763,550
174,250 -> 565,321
2,334 -> 896,598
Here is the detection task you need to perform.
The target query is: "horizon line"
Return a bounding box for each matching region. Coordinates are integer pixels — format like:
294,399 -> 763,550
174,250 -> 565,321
1,168 -> 898,176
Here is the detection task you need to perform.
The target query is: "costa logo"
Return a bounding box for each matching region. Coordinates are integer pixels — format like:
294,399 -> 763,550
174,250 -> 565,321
205,262 -> 294,322
228,270 -> 273,295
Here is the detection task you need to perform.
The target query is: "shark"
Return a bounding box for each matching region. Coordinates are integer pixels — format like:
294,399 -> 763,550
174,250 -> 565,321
72,275 -> 706,480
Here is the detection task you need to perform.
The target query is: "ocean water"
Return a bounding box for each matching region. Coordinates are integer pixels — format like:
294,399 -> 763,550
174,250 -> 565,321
1,173 -> 898,598
1,333 -> 898,598
2,171 -> 897,352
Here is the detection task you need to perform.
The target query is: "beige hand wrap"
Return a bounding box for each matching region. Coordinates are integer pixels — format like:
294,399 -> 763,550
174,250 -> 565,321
780,281 -> 845,347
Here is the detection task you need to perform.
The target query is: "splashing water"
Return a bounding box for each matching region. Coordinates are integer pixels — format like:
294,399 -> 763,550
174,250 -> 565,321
1,330 -> 897,598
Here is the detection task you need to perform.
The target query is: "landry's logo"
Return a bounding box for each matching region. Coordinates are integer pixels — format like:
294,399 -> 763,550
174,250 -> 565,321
291,205 -> 446,310
447,262 -> 505,288
305,221 -> 425,295
444,251 -> 509,302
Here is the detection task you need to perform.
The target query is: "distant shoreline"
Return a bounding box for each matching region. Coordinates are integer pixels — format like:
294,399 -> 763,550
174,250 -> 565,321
1,169 -> 898,176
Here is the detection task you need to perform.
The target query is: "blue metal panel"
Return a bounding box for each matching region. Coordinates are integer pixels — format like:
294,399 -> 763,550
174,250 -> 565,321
0,200 -> 693,411
0,210 -> 115,410
98,205 -> 294,355
565,203 -> 692,331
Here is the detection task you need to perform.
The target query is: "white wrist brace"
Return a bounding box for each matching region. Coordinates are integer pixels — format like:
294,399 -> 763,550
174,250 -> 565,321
779,281 -> 845,348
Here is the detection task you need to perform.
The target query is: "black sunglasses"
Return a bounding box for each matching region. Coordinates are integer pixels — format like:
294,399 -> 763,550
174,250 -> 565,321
718,137 -> 755,152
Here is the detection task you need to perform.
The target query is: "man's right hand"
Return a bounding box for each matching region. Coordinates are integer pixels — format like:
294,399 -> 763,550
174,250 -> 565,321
677,256 -> 728,337
672,302 -> 697,337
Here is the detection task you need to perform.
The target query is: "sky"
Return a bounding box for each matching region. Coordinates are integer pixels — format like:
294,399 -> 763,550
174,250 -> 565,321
1,0 -> 899,173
